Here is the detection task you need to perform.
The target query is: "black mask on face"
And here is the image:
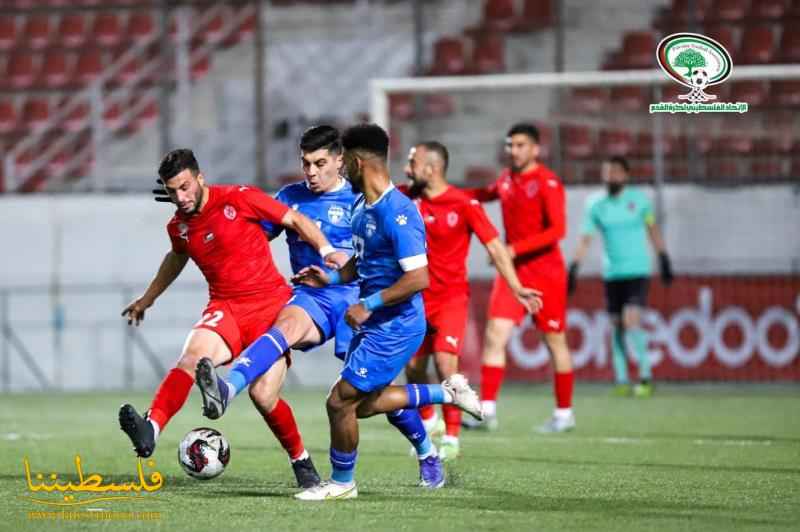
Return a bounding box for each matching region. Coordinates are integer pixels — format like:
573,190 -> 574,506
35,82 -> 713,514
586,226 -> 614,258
607,183 -> 623,196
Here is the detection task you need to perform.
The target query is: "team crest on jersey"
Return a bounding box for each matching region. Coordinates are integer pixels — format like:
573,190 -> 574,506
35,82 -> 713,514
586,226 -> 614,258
526,181 -> 539,198
224,205 -> 237,220
328,205 -> 345,224
446,212 -> 459,227
364,214 -> 377,237
178,223 -> 189,241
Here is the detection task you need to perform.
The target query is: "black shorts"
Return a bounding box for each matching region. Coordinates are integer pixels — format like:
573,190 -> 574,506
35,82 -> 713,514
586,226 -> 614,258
604,277 -> 650,316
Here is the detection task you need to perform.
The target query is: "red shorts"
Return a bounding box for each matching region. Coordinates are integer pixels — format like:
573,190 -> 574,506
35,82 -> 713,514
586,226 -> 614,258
488,267 -> 566,333
415,296 -> 469,357
193,290 -> 291,360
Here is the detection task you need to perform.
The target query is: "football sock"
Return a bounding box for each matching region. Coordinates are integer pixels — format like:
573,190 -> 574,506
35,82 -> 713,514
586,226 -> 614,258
480,365 -> 505,402
611,327 -> 629,384
418,404 -> 436,420
554,370 -> 574,409
260,398 -> 305,461
330,447 -> 357,485
404,384 -> 452,408
148,367 -> 194,433
626,327 -> 651,381
387,409 -> 435,459
481,400 -> 497,417
228,327 -> 288,396
442,404 -> 462,437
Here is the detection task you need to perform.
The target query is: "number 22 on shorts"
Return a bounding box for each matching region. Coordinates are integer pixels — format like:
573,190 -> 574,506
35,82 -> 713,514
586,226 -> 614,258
195,310 -> 224,328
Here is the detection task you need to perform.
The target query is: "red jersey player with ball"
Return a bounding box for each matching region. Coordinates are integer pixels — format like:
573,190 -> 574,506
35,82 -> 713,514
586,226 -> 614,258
119,149 -> 348,461
400,141 -> 542,460
463,123 -> 576,433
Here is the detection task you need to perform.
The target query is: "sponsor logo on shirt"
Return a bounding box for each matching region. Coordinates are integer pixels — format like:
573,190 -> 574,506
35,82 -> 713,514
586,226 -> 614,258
224,205 -> 237,220
328,205 -> 345,224
204,232 -> 215,243
547,319 -> 561,329
356,367 -> 368,377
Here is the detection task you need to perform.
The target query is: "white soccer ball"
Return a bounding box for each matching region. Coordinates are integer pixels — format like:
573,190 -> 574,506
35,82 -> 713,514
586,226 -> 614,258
691,68 -> 709,89
178,427 -> 230,480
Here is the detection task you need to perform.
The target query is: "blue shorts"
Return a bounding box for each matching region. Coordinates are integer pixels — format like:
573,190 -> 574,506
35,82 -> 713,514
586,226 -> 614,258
341,303 -> 426,393
287,284 -> 359,360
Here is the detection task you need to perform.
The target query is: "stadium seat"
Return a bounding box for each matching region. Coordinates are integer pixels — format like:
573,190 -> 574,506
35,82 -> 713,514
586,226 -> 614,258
21,98 -> 50,130
776,29 -> 800,63
568,87 -> 608,113
223,5 -> 257,47
599,129 -> 634,157
560,125 -> 594,159
633,132 -> 681,157
111,49 -> 144,84
666,0 -> 711,25
430,37 -> 467,76
191,44 -> 211,79
197,7 -> 226,43
42,49 -> 71,89
630,162 -> 654,180
56,13 -> 88,48
535,123 -> 553,159
771,80 -> 800,106
7,52 -> 38,89
61,97 -> 89,132
0,99 -> 17,133
750,0 -> 788,20
706,159 -> 741,180
750,159 -> 787,179
76,48 -> 105,84
610,85 -> 649,112
132,94 -> 158,127
738,26 -> 775,64
618,31 -> 656,69
465,165 -> 498,185
713,124 -> 756,155
728,80 -> 769,106
667,162 -> 689,180
471,33 -> 505,74
708,0 -> 749,23
389,93 -> 414,121
482,0 -> 516,32
92,13 -> 123,47
0,16 -> 17,50
424,94 -> 455,117
23,14 -> 51,50
513,0 -> 555,32
127,12 -> 155,45
659,84 -> 685,102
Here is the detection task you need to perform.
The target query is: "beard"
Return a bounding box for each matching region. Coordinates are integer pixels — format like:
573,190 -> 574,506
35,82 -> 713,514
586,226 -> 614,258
406,175 -> 426,198
607,183 -> 624,196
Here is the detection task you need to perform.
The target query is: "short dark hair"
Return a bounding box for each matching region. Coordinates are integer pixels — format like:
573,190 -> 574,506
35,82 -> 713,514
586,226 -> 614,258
341,123 -> 389,160
506,123 -> 540,144
606,155 -> 630,173
418,141 -> 449,172
300,125 -> 342,154
158,148 -> 199,181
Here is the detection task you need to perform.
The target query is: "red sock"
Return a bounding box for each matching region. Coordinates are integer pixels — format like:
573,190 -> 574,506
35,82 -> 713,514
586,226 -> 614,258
442,404 -> 461,438
554,371 -> 574,409
419,405 -> 435,420
261,398 -> 305,461
148,367 -> 194,430
480,365 -> 505,402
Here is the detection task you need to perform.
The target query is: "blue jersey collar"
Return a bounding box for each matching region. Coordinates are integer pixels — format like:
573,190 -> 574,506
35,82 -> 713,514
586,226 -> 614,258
366,183 -> 395,208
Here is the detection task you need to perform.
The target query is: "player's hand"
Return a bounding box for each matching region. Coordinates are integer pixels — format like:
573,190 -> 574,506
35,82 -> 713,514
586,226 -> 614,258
513,286 -> 543,314
121,297 -> 153,326
345,302 -> 371,330
323,250 -> 349,269
659,252 -> 674,286
291,265 -> 330,288
152,179 -> 173,203
567,261 -> 579,296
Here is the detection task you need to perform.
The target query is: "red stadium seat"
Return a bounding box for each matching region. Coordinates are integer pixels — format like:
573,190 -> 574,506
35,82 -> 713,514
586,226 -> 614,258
76,48 -> 105,84
57,14 -> 88,48
42,49 -> 71,89
659,84 -> 685,102
771,80 -> 800,106
471,33 -> 505,74
21,98 -> 50,130
223,6 -> 257,46
750,159 -> 787,178
23,14 -> 51,50
568,87 -> 608,113
738,26 -> 775,64
610,85 -> 648,112
482,0 -> 516,32
561,125 -> 594,159
598,129 -> 634,156
190,44 -> 211,79
0,99 -> 17,133
389,93 -> 414,121
7,52 -> 38,89
667,0 -> 712,24
513,0 -> 555,32
708,0 -> 749,22
618,31 -> 656,69
630,162 -> 654,180
633,132 -> 679,157
750,0 -> 788,20
127,12 -> 155,44
0,16 -> 17,50
61,97 -> 89,132
776,29 -> 800,63
92,13 -> 123,47
705,159 -> 741,180
197,7 -> 226,43
424,94 -> 454,117
132,95 -> 158,127
430,37 -> 466,76
728,80 -> 768,106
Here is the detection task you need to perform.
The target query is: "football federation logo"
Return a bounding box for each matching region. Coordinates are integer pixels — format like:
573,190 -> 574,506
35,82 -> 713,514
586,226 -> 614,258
328,205 -> 345,224
224,205 -> 236,220
364,214 -> 377,237
446,212 -> 459,227
178,223 -> 189,241
525,181 -> 539,198
651,33 -> 746,114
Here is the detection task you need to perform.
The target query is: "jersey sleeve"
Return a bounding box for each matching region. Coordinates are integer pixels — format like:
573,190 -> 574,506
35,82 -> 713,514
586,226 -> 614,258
461,180 -> 500,202
260,188 -> 287,239
166,219 -> 187,254
463,198 -> 500,244
641,192 -> 656,226
235,185 -> 290,226
386,203 -> 428,272
580,197 -> 599,236
509,177 -> 567,257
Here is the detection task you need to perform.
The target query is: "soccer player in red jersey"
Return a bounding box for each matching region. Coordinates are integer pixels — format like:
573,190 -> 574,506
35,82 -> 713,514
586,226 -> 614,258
400,141 -> 542,459
118,149 -> 348,479
463,123 -> 576,433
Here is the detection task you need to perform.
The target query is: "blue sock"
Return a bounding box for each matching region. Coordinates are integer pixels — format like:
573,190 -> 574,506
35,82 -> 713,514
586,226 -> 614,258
227,327 -> 288,396
404,384 -> 445,408
387,409 -> 433,458
330,447 -> 357,484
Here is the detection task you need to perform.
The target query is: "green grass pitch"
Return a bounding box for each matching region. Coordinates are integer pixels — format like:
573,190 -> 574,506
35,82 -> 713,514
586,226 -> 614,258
1,384 -> 798,531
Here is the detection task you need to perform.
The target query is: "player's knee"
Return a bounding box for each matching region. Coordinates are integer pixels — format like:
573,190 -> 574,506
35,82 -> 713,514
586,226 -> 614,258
248,380 -> 279,412
175,351 -> 204,372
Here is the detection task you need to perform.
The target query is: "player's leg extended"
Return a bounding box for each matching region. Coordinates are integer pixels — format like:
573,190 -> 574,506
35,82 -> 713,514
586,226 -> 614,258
405,350 -> 444,438
463,317 -> 515,430
623,304 -> 652,397
119,327 -> 232,457
610,316 -> 631,395
433,351 -> 461,460
247,358 -> 321,488
537,331 -> 576,433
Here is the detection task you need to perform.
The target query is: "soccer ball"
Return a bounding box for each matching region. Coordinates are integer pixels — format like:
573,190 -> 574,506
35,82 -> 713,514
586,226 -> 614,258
691,68 -> 709,89
178,428 -> 230,480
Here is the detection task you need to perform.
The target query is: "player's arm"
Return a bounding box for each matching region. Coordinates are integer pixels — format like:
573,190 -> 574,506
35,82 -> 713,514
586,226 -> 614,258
344,265 -> 429,330
507,178 -> 566,259
645,210 -> 674,285
568,199 -> 598,295
292,255 -> 358,287
461,180 -> 500,203
121,250 -> 188,326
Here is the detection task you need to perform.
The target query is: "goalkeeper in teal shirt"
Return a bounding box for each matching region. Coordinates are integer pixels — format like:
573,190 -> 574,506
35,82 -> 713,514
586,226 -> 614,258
568,156 -> 673,397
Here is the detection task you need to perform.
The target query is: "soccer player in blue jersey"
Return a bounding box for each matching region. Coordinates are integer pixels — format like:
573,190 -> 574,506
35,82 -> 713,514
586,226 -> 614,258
288,124 -> 482,500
